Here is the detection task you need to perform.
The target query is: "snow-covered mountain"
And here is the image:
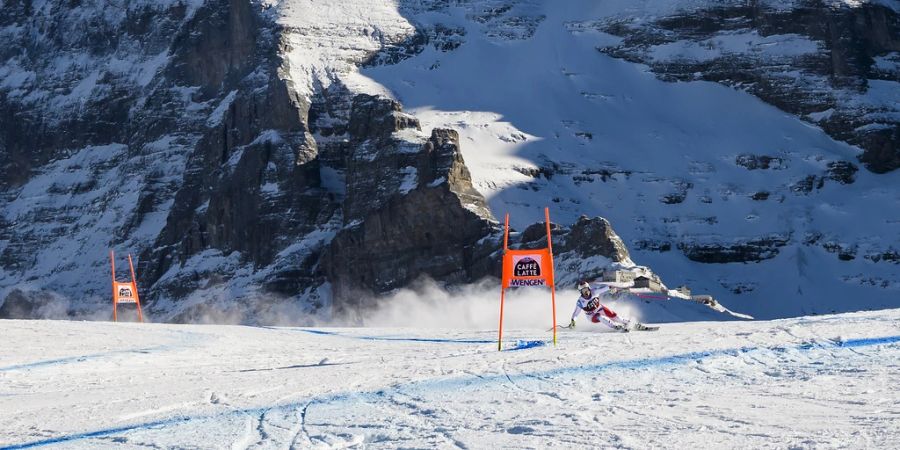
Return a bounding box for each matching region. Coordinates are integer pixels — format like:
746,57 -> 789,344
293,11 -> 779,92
1,308 -> 899,447
360,0 -> 900,319
1,0 -> 898,322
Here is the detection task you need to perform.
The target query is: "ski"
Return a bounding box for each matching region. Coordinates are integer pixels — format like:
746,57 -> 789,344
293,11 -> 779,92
630,323 -> 659,332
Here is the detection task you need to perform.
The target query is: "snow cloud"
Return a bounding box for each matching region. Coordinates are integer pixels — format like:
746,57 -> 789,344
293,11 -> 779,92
344,277 -> 645,331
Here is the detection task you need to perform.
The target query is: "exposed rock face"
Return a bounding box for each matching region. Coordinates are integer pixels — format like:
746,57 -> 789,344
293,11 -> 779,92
735,154 -> 788,171
514,216 -> 636,288
678,235 -> 791,264
0,0 -> 346,319
865,249 -> 899,264
1,0 -> 234,316
826,161 -> 859,184
593,1 -> 900,173
323,127 -> 498,314
363,23 -> 467,67
561,216 -> 632,262
0,1 -> 191,190
140,0 -> 327,305
520,221 -> 562,244
521,216 -> 631,261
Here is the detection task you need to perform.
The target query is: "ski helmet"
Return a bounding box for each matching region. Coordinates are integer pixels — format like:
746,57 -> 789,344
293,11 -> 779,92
578,281 -> 591,297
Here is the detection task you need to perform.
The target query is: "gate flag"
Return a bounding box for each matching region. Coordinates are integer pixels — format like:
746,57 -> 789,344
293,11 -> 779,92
497,207 -> 558,350
504,250 -> 552,287
111,250 -> 144,323
115,283 -> 137,303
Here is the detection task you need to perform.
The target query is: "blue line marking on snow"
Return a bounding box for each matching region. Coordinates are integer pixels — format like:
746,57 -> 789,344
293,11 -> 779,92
508,340 -> 546,351
0,418 -> 193,450
0,402 -> 315,450
296,329 -> 336,336
838,335 -> 900,348
293,328 -> 545,350
285,328 -> 495,344
4,333 -> 898,449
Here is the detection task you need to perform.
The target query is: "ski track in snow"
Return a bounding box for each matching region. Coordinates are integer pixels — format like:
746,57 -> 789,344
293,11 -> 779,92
2,311 -> 899,448
0,347 -> 166,373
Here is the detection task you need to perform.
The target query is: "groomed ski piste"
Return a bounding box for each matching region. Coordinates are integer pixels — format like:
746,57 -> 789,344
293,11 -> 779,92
1,292 -> 898,449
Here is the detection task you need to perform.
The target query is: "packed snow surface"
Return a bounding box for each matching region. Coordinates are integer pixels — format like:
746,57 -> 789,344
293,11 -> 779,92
1,307 -> 898,448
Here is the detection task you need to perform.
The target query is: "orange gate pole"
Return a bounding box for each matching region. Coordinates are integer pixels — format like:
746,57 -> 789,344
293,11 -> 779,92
128,254 -> 144,323
498,213 -> 510,351
545,207 -> 557,346
498,289 -> 506,351
110,250 -> 117,322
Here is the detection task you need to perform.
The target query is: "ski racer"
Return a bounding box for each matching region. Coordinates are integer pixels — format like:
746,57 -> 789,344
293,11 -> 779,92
569,281 -> 633,332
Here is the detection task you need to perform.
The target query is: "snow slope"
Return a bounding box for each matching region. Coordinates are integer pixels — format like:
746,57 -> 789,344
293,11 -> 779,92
2,307 -> 898,448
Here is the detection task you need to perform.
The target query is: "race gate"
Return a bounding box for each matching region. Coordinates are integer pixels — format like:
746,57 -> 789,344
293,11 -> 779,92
498,207 -> 558,350
110,250 -> 144,322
